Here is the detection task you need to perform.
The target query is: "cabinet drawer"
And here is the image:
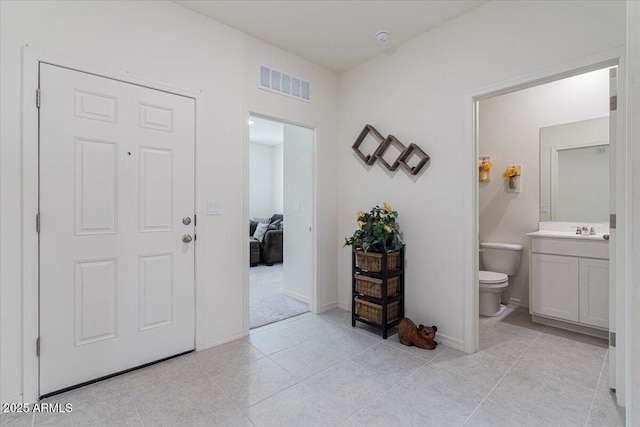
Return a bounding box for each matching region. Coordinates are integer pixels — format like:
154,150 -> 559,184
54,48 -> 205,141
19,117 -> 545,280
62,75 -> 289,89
531,238 -> 608,259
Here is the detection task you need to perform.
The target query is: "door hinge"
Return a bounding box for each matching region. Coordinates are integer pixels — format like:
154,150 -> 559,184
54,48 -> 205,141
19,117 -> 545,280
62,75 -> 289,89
36,88 -> 41,108
36,337 -> 40,357
610,332 -> 616,347
36,213 -> 40,233
194,214 -> 196,226
610,95 -> 617,111
194,234 -> 197,241
610,214 -> 616,229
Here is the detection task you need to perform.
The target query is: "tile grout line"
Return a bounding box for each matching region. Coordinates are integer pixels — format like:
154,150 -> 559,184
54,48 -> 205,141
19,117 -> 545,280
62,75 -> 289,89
460,329 -> 544,426
266,347 -> 343,383
261,324 -> 434,426
346,347 -> 450,423
122,375 -> 147,427
584,348 -> 610,427
348,342 -> 430,381
191,353 -> 257,426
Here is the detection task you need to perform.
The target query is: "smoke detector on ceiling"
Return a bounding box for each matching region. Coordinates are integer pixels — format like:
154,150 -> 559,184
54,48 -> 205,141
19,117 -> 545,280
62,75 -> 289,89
375,30 -> 390,42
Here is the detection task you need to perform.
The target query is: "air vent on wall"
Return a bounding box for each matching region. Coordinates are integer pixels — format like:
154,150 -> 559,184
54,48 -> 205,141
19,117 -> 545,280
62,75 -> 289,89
259,65 -> 311,102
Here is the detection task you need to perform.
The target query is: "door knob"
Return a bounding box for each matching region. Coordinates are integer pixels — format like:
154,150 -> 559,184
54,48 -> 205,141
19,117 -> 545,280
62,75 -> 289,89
182,234 -> 193,243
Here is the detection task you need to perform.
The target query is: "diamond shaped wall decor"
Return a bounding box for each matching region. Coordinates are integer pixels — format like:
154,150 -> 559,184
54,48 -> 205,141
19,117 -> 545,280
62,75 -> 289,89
375,135 -> 406,171
352,124 -> 386,165
352,125 -> 430,176
399,143 -> 430,175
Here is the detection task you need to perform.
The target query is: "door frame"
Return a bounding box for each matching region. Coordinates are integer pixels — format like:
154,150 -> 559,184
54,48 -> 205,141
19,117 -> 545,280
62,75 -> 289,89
243,107 -> 318,333
465,48 -> 629,402
21,47 -> 202,403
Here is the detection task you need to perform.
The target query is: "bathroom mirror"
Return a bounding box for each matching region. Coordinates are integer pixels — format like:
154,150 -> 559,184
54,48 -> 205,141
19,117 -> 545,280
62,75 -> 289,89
539,117 -> 609,222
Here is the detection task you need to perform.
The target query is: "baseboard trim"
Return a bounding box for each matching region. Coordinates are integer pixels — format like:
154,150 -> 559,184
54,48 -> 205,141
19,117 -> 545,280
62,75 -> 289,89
508,297 -> 528,308
320,301 -> 338,312
337,301 -> 350,311
434,333 -> 465,352
280,288 -> 310,304
532,315 -> 608,339
329,303 -> 466,352
196,329 -> 246,351
2,394 -> 23,404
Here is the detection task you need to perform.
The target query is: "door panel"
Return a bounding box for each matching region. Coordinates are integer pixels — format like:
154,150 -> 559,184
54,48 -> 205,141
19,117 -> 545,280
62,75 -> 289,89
39,63 -> 195,396
75,138 -> 118,234
74,258 -> 118,345
579,258 -> 609,329
531,253 -> 579,322
139,146 -> 173,232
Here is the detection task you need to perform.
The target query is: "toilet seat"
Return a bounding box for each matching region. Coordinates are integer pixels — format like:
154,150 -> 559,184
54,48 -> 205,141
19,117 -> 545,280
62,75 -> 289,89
479,270 -> 508,285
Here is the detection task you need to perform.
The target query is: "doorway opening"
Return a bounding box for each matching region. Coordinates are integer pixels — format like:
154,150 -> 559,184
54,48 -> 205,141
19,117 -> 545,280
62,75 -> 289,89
248,114 -> 313,329
474,64 -> 619,391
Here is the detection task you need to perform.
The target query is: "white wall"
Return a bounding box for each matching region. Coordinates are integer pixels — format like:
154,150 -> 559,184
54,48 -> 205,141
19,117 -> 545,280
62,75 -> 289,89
0,0 -> 338,403
479,72 -> 609,308
282,124 -> 314,303
337,0 -> 625,349
249,142 -> 283,219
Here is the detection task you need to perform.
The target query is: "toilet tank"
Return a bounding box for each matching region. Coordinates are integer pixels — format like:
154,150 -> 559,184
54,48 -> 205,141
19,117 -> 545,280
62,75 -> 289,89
480,242 -> 523,275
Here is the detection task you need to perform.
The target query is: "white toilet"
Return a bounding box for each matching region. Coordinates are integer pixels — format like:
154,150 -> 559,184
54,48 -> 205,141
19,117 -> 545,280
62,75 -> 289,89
479,242 -> 523,317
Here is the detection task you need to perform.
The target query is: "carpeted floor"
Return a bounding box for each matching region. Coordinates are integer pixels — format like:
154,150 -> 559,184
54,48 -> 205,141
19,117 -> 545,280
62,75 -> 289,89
250,263 -> 309,329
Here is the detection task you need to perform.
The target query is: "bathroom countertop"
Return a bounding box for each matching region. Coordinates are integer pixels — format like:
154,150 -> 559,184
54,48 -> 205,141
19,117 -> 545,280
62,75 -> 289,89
526,231 -> 609,241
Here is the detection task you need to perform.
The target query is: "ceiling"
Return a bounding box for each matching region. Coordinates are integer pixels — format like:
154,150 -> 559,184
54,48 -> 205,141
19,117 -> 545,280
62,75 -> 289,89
175,1 -> 488,72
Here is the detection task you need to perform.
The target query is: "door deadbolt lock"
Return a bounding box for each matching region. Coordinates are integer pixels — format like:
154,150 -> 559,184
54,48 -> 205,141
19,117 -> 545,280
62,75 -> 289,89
182,216 -> 191,225
182,234 -> 193,243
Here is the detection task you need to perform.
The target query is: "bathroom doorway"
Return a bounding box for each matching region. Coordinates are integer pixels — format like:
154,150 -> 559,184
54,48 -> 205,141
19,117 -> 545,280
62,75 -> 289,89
247,114 -> 314,329
473,63 -> 621,390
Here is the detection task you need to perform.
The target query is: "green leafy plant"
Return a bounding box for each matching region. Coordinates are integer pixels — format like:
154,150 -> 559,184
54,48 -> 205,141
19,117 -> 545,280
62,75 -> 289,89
344,202 -> 403,252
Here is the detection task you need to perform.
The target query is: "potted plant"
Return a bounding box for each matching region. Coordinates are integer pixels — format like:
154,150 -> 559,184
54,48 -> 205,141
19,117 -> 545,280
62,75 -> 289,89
344,203 -> 404,271
502,165 -> 521,189
478,158 -> 492,182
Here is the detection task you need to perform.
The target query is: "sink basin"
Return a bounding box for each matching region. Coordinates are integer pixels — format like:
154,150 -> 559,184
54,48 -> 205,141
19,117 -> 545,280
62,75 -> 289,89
526,230 -> 608,240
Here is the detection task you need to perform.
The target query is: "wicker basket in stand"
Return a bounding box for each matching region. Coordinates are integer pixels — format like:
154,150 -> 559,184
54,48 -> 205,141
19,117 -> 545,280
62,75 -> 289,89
355,298 -> 400,325
354,274 -> 398,298
354,250 -> 400,272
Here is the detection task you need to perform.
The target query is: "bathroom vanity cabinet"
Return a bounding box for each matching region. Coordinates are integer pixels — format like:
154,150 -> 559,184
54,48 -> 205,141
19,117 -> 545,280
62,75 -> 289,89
528,232 -> 609,335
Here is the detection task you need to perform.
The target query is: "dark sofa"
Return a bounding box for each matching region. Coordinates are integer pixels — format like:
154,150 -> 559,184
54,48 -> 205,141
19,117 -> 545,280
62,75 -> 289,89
249,214 -> 283,266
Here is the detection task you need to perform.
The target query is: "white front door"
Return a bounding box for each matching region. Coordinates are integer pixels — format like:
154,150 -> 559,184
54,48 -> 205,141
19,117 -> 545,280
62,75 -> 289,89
39,64 -> 195,396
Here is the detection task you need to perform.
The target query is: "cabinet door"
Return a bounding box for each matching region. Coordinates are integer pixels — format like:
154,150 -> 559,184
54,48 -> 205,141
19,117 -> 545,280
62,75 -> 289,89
531,253 -> 579,321
579,258 -> 609,328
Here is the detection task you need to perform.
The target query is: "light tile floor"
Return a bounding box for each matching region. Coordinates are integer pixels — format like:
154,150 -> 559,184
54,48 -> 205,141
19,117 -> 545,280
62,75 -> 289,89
1,306 -> 626,426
